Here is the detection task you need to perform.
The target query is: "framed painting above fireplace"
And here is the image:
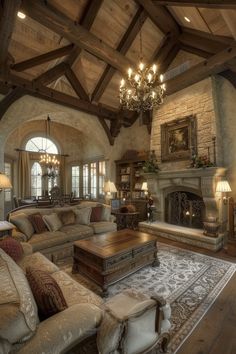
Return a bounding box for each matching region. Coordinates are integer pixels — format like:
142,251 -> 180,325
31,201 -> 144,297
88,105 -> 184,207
161,115 -> 197,162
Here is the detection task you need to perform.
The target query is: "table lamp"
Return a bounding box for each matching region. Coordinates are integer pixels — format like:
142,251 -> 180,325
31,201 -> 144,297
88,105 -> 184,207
0,172 -> 12,192
216,180 -> 231,204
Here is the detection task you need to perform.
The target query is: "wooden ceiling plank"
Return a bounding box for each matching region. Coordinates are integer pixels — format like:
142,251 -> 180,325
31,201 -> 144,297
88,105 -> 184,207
34,62 -> 67,86
0,0 -> 21,71
165,43 -> 236,95
179,27 -> 232,54
91,8 -> 147,102
153,36 -> 179,72
153,1 -> 236,9
0,87 -> 24,120
0,73 -> 118,121
66,0 -> 103,67
179,43 -> 212,58
21,0 -> 133,73
11,44 -> 74,72
65,65 -> 89,101
134,0 -> 180,35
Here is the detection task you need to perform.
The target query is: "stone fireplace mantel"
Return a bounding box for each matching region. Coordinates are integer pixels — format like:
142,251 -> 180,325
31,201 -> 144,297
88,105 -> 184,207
145,167 -> 228,235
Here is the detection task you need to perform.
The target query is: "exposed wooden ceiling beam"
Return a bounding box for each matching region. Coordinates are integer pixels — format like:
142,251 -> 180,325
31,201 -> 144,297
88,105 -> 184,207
98,117 -> 114,146
64,65 -> 89,101
134,0 -> 180,35
179,43 -> 212,58
0,87 -> 24,120
11,44 -> 74,72
0,74 -> 118,121
34,62 -> 67,86
66,0 -> 103,67
153,36 -> 180,73
153,1 -> 236,9
91,8 -> 147,102
165,43 -> 236,95
0,0 -> 21,73
179,27 -> 232,54
21,0 -> 134,73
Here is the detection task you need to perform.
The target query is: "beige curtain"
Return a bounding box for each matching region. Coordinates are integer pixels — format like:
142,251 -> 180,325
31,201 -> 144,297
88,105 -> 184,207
18,151 -> 31,198
59,155 -> 67,194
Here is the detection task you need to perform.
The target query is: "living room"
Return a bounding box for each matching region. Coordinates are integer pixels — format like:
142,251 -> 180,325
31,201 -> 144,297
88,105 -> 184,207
1,1 -> 236,353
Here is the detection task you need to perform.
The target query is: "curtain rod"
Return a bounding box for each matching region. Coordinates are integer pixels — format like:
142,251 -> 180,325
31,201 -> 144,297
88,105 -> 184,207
15,148 -> 69,157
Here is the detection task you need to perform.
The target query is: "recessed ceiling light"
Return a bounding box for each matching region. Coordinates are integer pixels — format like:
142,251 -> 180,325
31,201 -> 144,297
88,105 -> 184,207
184,16 -> 191,23
17,11 -> 26,19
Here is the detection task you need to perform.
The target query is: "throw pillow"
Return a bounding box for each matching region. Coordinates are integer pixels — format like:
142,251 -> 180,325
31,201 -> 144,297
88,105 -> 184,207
28,213 -> 47,234
0,237 -> 23,262
58,209 -> 76,225
101,205 -> 111,221
74,207 -> 92,225
90,206 -> 103,222
26,267 -> 67,320
10,213 -> 35,240
42,213 -> 63,232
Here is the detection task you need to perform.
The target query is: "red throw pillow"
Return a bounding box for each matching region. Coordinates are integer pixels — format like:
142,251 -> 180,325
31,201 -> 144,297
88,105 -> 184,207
90,206 -> 103,222
0,237 -> 23,262
26,267 -> 67,320
28,213 -> 47,234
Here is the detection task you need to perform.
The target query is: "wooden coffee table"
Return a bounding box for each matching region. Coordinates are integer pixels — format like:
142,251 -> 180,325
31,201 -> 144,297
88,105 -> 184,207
73,229 -> 159,297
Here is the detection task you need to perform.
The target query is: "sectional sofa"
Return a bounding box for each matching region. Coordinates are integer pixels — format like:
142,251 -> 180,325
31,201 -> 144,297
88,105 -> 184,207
8,201 -> 117,262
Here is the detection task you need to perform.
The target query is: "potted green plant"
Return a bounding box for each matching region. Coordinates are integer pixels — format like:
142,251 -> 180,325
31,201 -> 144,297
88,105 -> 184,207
143,150 -> 159,173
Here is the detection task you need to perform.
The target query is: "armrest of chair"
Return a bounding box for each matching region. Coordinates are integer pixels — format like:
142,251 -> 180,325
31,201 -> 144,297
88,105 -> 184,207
21,242 -> 33,256
17,303 -> 102,354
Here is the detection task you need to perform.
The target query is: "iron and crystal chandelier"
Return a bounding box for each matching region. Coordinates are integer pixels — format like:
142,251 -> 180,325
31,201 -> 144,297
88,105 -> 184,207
39,116 -> 60,178
119,21 -> 166,112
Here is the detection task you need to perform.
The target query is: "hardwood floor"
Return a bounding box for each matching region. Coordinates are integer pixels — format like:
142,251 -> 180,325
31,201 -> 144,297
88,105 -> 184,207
155,236 -> 236,354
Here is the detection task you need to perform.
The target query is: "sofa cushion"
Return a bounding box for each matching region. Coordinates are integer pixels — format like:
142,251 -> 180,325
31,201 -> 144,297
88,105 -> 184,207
10,213 -> 35,240
58,209 -> 76,225
51,270 -> 103,308
28,213 -> 48,234
0,249 -> 38,344
74,207 -> 92,225
60,224 -> 94,241
0,237 -> 23,262
26,267 -> 67,320
90,221 -> 117,234
28,231 -> 67,252
43,213 -> 63,232
18,252 -> 59,274
101,205 -> 111,221
90,206 -> 103,222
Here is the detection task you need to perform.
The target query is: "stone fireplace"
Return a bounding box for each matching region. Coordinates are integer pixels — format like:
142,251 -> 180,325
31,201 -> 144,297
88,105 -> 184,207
139,167 -> 228,251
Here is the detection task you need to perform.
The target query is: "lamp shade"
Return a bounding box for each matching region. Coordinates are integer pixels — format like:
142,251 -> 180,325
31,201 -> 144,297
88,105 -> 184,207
216,180 -> 232,193
0,173 -> 12,189
104,181 -> 117,193
141,182 -> 148,191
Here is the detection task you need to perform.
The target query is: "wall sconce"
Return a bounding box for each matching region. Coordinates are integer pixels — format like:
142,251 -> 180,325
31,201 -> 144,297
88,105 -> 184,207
104,180 -> 117,203
216,180 -> 232,204
141,182 -> 148,197
0,172 -> 12,192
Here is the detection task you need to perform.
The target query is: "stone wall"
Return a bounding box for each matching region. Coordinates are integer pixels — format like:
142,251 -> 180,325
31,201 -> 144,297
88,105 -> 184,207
151,78 -> 219,170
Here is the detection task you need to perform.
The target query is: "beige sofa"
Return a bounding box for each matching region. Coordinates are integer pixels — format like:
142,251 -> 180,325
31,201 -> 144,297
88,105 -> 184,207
8,202 -> 117,262
0,244 -> 171,354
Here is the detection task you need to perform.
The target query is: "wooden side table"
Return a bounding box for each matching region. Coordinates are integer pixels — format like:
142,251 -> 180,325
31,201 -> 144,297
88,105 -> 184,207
114,212 -> 139,230
0,221 -> 15,237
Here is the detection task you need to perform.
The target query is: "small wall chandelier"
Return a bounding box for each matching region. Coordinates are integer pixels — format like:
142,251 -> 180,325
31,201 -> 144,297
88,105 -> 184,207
119,20 -> 166,112
39,116 -> 60,178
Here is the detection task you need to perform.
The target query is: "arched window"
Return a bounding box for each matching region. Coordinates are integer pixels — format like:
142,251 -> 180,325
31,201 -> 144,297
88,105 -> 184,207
26,137 -> 58,154
31,162 -> 42,197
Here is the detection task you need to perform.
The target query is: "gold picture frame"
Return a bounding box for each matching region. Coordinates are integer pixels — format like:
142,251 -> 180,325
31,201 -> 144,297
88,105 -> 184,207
161,115 -> 197,162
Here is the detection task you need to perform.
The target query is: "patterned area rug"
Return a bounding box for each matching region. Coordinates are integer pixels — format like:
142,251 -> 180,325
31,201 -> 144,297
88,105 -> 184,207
61,243 -> 236,354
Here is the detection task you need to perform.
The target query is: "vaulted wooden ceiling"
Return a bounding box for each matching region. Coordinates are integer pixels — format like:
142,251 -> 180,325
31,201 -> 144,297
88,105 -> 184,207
0,0 -> 236,144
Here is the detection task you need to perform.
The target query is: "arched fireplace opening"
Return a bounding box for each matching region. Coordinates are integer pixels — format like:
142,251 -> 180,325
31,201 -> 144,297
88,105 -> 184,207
165,191 -> 205,229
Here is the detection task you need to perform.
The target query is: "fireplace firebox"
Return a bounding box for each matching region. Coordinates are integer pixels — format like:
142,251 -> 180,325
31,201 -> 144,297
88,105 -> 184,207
165,191 -> 205,229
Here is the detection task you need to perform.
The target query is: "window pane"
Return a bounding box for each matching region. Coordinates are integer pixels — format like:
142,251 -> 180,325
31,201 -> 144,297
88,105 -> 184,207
4,162 -> 11,202
72,166 -> 80,197
83,164 -> 89,197
99,161 -> 106,197
90,162 -> 97,199
26,137 -> 58,154
31,162 -> 42,197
